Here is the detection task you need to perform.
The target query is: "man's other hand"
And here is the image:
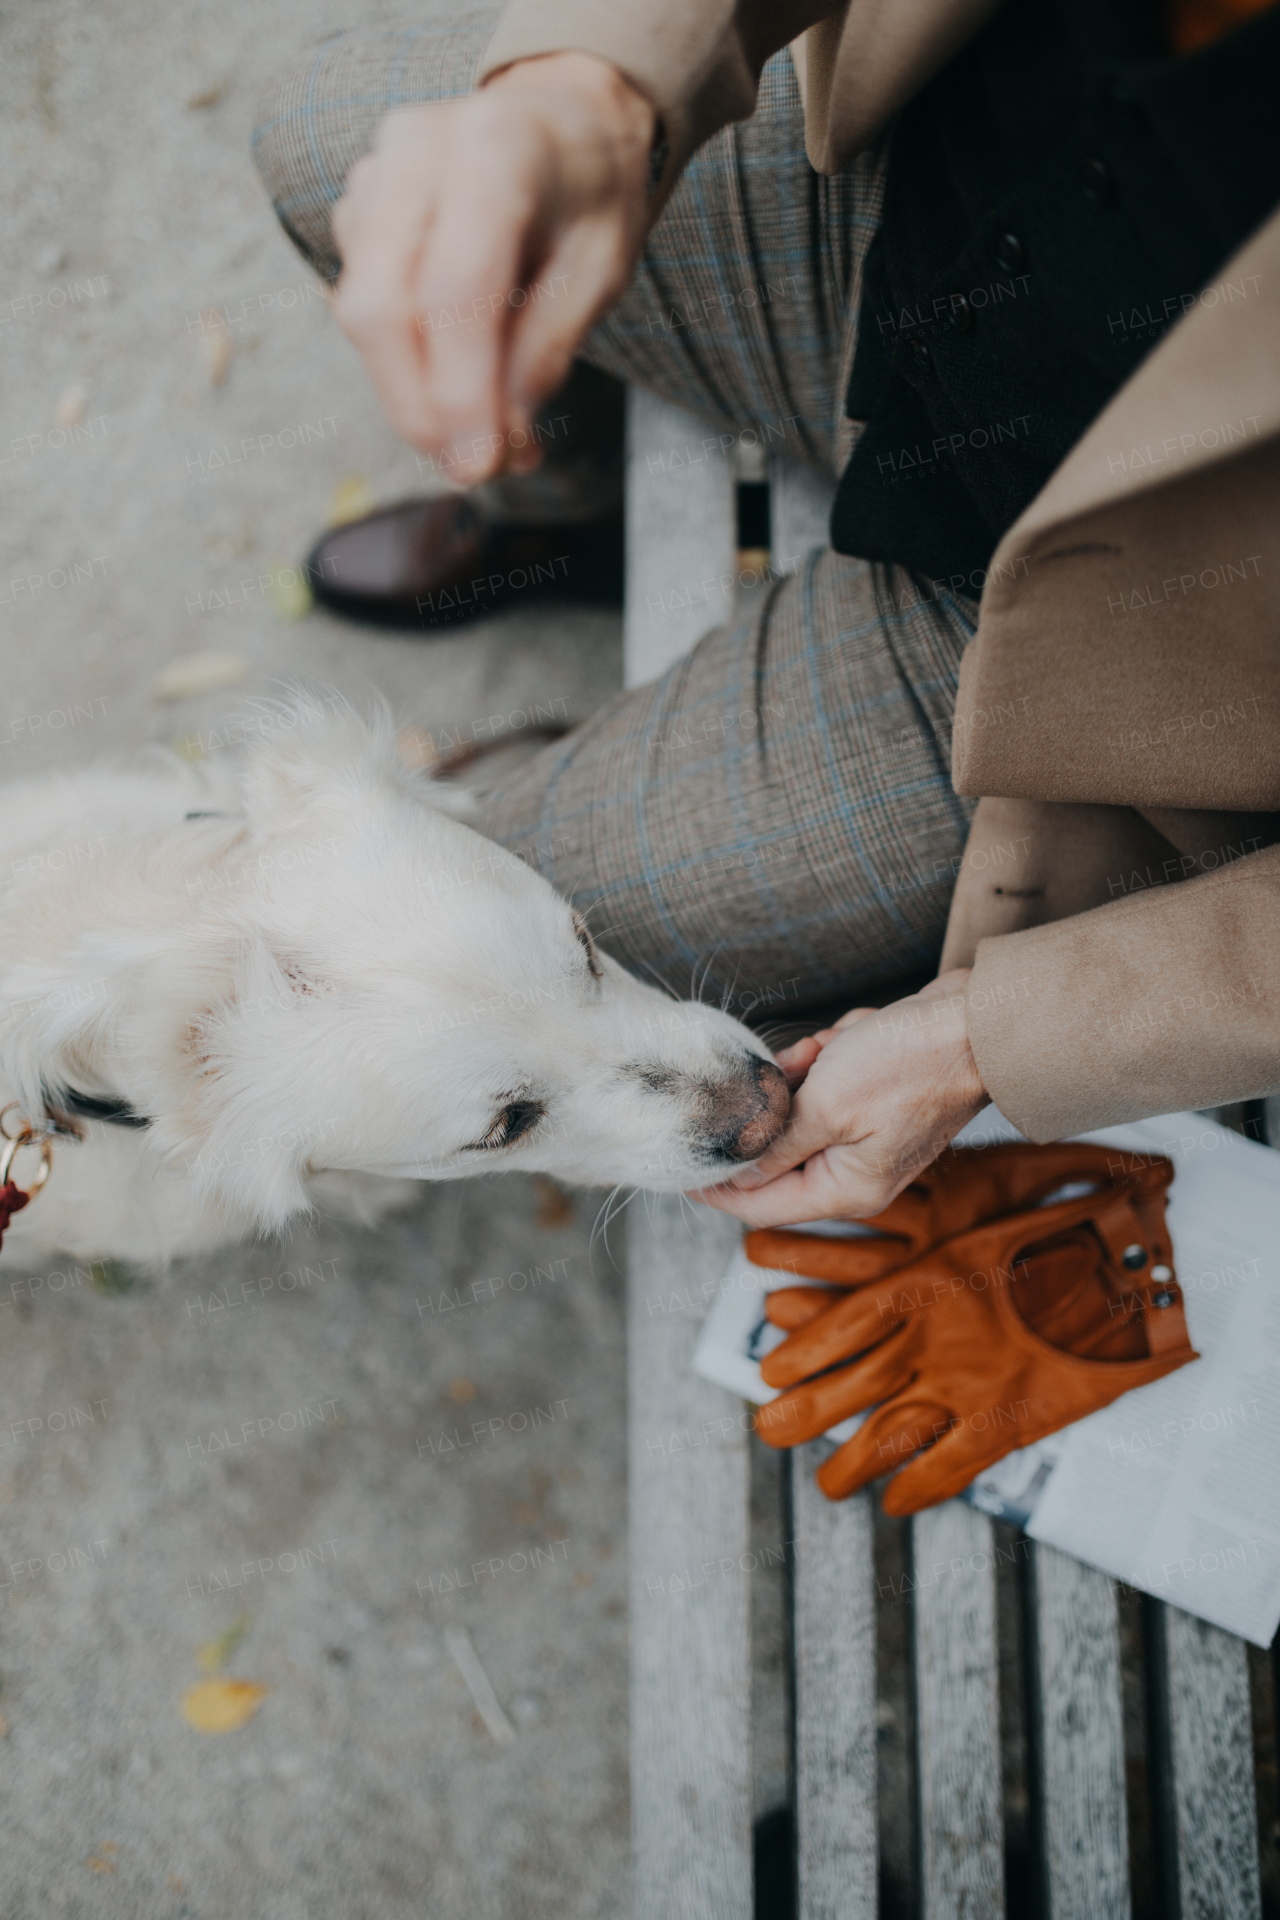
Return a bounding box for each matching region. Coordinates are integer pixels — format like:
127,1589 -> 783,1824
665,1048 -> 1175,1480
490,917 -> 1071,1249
692,972 -> 989,1225
331,52 -> 655,482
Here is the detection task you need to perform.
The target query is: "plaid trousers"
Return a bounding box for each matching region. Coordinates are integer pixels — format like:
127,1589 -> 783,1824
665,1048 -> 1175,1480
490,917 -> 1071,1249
253,16 -> 979,1015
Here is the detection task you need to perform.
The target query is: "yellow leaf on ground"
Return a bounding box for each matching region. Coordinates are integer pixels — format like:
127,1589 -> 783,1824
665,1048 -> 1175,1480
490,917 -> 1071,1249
153,650 -> 246,703
396,724 -> 436,772
203,326 -> 233,388
87,1258 -> 136,1296
326,474 -> 377,527
54,384 -> 86,428
181,1678 -> 267,1733
265,562 -> 312,622
195,1612 -> 249,1674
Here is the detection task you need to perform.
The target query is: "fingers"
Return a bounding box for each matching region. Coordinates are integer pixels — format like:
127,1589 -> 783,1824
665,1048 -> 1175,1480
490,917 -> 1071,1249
759,1283 -> 902,1387
334,117 -> 526,476
329,57 -> 652,474
880,1423 -> 991,1517
333,123 -> 446,448
815,1399 -> 950,1500
755,1331 -> 912,1446
745,1225 -> 908,1287
774,1012 -> 869,1083
764,1286 -> 834,1331
774,1035 -> 822,1088
694,1148 -> 905,1227
408,136 -> 536,475
504,218 -> 635,423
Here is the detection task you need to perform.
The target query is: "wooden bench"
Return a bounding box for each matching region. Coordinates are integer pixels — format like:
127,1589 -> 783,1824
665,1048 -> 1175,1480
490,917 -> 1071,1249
623,385 -> 1272,1920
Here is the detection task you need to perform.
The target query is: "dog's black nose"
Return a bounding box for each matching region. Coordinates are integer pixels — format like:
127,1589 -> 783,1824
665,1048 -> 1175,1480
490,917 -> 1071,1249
704,1057 -> 790,1163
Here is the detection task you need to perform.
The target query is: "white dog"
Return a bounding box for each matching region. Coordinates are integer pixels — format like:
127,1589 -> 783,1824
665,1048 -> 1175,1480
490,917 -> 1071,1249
0,698 -> 788,1266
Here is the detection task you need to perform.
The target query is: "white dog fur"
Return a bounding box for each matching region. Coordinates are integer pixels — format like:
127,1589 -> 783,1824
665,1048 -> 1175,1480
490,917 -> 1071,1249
0,697 -> 788,1267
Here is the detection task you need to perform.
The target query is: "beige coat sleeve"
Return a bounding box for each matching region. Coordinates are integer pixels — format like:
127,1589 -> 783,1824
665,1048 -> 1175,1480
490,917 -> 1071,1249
965,845 -> 1280,1140
478,0 -> 838,195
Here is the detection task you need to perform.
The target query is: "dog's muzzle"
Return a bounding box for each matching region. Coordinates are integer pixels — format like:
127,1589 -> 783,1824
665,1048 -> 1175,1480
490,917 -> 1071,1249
702,1057 -> 790,1163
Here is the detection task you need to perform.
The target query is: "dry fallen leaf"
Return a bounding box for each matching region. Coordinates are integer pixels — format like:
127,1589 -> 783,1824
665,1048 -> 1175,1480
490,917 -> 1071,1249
87,1258 -> 135,1296
396,724 -> 436,772
533,1174 -> 575,1229
202,324 -> 233,389
444,1627 -> 516,1746
153,650 -> 246,703
266,562 -> 312,622
86,1856 -> 117,1873
181,1678 -> 267,1733
449,1377 -> 476,1403
326,473 -> 377,527
195,1612 -> 249,1674
54,384 -> 86,428
187,81 -> 228,109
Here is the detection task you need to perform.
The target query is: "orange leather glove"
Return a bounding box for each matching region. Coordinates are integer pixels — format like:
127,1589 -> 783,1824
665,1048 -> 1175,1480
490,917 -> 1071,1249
750,1153 -> 1198,1515
744,1142 -> 1132,1291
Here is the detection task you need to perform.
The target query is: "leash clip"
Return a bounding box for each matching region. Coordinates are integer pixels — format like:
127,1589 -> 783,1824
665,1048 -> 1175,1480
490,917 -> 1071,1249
0,1104 -> 55,1201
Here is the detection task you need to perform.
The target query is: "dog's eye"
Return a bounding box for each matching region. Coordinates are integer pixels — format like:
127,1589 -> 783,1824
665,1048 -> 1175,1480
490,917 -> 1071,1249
474,1099 -> 546,1151
572,913 -> 602,980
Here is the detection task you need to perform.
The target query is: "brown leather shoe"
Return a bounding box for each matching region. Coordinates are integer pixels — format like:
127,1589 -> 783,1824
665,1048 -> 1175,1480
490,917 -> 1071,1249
306,358 -> 625,631
305,497 -> 624,631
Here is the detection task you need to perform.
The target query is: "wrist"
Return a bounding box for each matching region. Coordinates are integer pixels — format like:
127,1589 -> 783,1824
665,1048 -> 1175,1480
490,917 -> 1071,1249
945,977 -> 986,1121
483,51 -> 656,161
954,1029 -> 986,1119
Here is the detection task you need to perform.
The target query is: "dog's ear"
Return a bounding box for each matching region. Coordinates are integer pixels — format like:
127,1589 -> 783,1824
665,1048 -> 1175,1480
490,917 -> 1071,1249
229,695 -> 394,835
0,925 -> 236,1139
235,695 -> 480,833
162,939 -> 338,1230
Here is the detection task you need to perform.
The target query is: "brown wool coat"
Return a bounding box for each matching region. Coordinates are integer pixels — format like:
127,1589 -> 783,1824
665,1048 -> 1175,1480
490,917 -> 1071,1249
483,0 -> 1280,1137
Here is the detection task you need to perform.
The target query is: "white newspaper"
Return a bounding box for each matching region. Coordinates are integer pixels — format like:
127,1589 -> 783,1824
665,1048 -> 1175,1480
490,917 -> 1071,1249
693,1107 -> 1280,1645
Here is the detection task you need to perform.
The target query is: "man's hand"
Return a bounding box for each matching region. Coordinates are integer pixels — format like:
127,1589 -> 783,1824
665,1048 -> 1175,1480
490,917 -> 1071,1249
692,971 -> 988,1225
331,52 -> 655,482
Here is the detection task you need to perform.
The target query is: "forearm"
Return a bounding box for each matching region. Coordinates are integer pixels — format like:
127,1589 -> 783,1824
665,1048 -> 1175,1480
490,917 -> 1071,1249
480,0 -> 839,203
967,846 -> 1280,1138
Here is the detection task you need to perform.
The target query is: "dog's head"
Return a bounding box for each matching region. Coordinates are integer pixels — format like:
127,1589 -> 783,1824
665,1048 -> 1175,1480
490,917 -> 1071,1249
2,701 -> 788,1229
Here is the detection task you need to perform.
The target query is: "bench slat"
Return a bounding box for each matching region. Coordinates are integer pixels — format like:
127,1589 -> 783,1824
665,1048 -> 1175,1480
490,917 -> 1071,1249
791,1446 -> 877,1919
768,456 -> 836,568
913,1501 -> 1006,1919
628,1198 -> 754,1920
1027,1542 -> 1131,1919
1148,1601 -> 1262,1920
624,388 -> 735,688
